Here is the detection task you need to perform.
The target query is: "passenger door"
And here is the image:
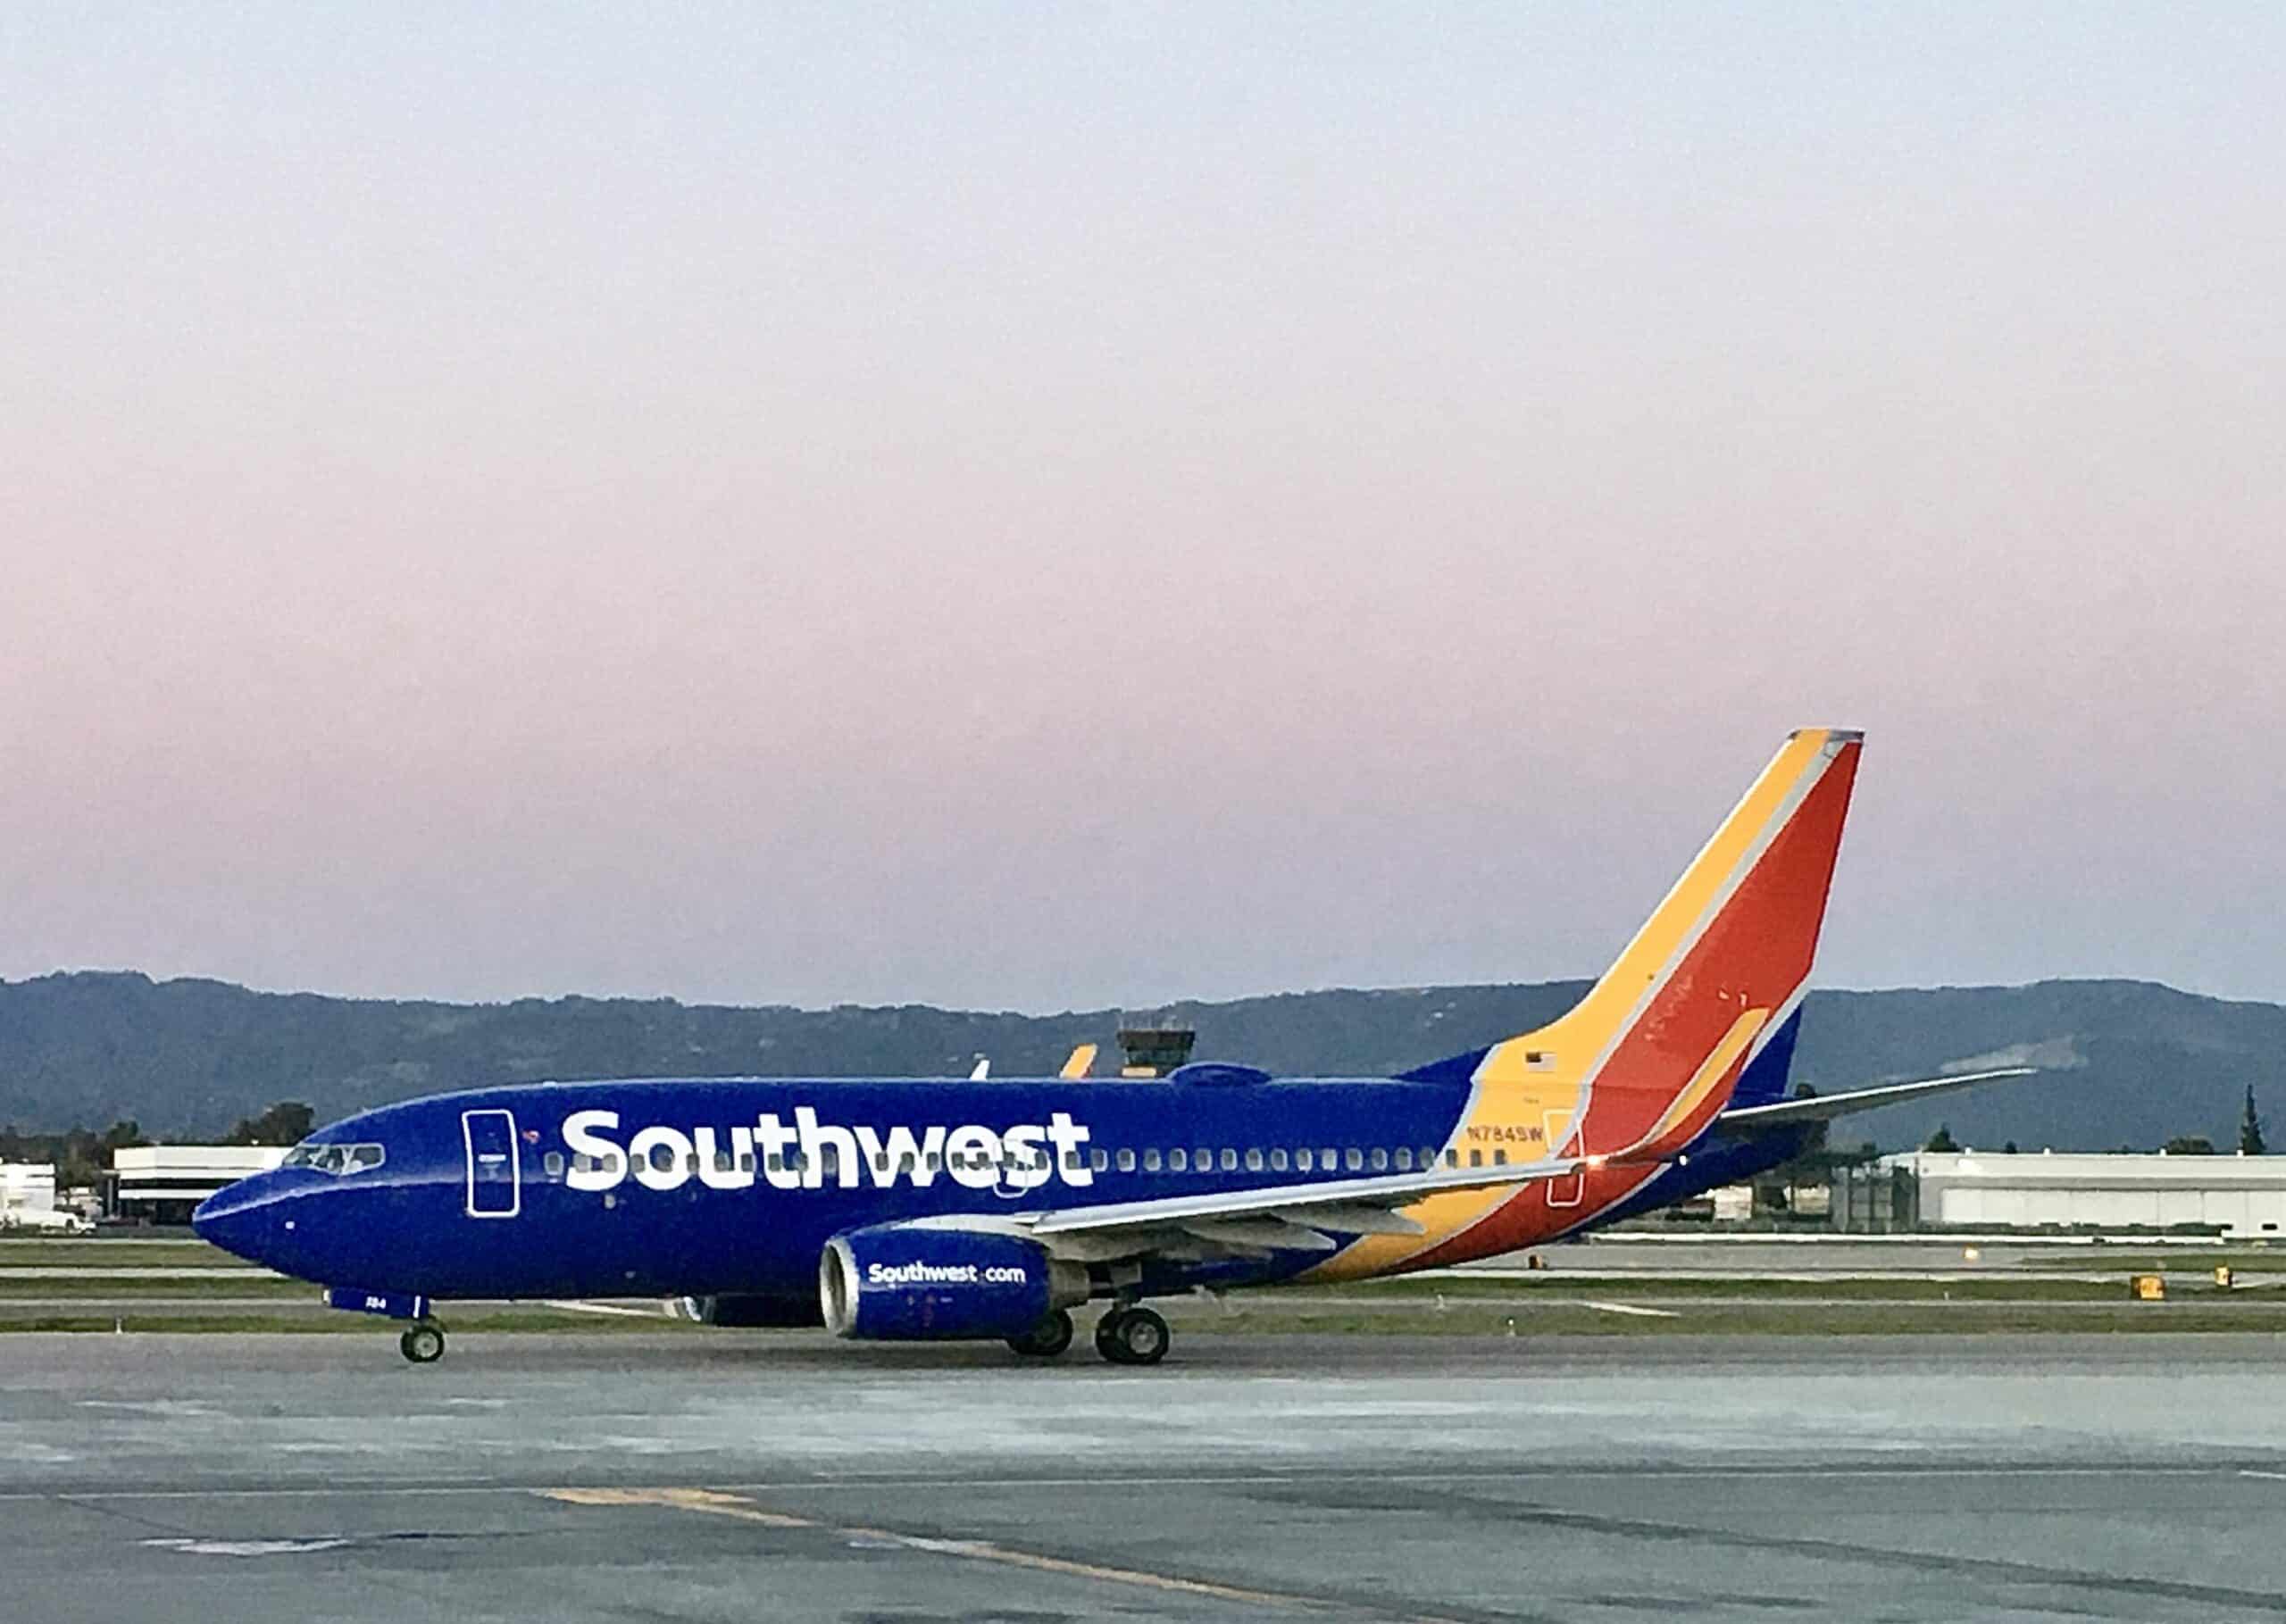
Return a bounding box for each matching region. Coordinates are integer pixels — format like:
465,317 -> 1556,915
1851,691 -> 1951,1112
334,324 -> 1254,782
462,1108 -> 521,1219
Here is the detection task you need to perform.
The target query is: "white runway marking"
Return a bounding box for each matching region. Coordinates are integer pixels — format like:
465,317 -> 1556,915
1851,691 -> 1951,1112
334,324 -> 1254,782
1585,1300 -> 1682,1318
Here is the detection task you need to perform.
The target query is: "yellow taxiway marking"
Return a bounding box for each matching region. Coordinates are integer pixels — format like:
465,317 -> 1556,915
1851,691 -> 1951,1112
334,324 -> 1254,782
542,1486 -> 816,1527
537,1485 -> 1418,1614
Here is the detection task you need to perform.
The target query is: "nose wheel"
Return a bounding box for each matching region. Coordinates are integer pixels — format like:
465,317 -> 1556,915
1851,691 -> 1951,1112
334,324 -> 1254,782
1093,1304 -> 1170,1366
398,1322 -> 446,1365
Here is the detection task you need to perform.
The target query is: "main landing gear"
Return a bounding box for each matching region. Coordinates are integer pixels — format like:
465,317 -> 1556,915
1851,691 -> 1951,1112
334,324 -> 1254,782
398,1321 -> 446,1365
1093,1304 -> 1170,1366
1005,1309 -> 1075,1358
1005,1303 -> 1172,1364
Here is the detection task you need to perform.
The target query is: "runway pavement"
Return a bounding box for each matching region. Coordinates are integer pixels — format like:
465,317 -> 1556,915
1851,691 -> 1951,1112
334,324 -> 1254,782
6,1331 -> 2286,1621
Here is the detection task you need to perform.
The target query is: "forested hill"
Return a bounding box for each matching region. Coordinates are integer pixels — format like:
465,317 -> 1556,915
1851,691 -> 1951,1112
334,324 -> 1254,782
1,972 -> 2281,1153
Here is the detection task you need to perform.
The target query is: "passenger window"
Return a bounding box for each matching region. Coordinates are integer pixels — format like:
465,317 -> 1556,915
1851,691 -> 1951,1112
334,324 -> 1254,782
925,1153 -> 942,1172
651,1145 -> 678,1173
1395,1148 -> 1414,1170
1090,1149 -> 1109,1172
1494,1148 -> 1509,1166
543,1152 -> 565,1178
739,1153 -> 755,1173
1270,1148 -> 1289,1171
1371,1148 -> 1389,1171
1322,1147 -> 1339,1170
1446,1149 -> 1460,1168
1220,1148 -> 1239,1171
1144,1148 -> 1163,1171
1296,1148 -> 1314,1172
1345,1148 -> 1364,1171
765,1153 -> 783,1173
899,1153 -> 916,1174
1115,1149 -> 1135,1172
1245,1148 -> 1264,1171
1170,1149 -> 1189,1171
1421,1146 -> 1438,1168
684,1152 -> 701,1173
1195,1146 -> 1212,1170
819,1148 -> 839,1178
713,1151 -> 733,1172
1469,1149 -> 1484,1168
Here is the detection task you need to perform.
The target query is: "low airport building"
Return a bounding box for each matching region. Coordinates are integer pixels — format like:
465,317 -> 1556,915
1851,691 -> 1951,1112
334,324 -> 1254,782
2,1161 -> 60,1219
109,1145 -> 286,1226
1882,1149 -> 2286,1238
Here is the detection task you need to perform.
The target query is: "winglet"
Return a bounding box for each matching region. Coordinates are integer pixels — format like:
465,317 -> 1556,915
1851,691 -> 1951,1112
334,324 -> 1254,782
1059,1043 -> 1097,1080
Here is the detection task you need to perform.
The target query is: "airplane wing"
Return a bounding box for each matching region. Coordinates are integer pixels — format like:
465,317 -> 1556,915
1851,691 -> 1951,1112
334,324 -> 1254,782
978,1155 -> 1588,1263
980,1068 -> 2040,1263
1717,1066 -> 2039,1128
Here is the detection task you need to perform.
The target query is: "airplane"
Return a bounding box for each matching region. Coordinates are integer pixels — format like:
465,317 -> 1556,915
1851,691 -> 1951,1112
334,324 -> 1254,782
193,728 -> 2034,1367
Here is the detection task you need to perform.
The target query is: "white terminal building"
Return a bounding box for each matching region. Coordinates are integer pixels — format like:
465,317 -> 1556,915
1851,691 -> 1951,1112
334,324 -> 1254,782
1884,1149 -> 2286,1238
110,1145 -> 287,1226
2,1162 -> 61,1221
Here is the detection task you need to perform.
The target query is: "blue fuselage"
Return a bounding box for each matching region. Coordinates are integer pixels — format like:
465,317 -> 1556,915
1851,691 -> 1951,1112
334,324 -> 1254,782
193,1074 -> 1806,1303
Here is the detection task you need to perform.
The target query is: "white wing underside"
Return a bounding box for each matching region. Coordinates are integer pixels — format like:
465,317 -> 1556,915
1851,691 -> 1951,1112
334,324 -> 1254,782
905,1157 -> 1585,1266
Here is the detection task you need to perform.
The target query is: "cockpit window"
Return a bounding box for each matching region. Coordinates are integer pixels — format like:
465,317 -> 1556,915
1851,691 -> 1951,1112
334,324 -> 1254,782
283,1141 -> 387,1175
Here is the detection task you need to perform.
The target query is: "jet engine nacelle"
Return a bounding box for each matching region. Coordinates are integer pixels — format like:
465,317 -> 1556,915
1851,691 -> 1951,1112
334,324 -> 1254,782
679,1293 -> 824,1328
820,1224 -> 1089,1341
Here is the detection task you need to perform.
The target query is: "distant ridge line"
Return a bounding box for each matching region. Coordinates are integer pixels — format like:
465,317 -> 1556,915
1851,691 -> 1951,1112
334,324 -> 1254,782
0,971 -> 2278,1153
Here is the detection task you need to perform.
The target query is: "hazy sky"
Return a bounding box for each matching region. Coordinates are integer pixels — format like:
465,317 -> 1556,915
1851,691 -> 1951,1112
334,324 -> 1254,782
4,4 -> 2282,1012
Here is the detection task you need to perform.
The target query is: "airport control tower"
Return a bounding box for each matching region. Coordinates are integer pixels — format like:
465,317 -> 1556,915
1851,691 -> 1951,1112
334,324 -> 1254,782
1115,1026 -> 1196,1078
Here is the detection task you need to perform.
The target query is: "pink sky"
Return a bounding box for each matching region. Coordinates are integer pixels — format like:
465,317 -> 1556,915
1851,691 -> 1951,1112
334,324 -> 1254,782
4,6 -> 2282,1008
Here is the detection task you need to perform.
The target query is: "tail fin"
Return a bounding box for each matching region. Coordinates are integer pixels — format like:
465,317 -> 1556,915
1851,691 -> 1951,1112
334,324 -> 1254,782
1402,728 -> 1863,1165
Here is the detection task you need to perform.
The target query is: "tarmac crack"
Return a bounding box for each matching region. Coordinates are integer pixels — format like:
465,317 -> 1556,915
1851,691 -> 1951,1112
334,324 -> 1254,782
1420,1490 -> 2286,1618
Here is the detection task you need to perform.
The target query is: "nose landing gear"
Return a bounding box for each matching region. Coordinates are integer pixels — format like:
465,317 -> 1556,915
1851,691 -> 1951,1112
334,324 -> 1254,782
1093,1304 -> 1170,1365
397,1322 -> 446,1364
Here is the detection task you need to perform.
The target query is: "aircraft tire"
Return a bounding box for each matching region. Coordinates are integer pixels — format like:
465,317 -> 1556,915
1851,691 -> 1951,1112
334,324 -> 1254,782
1094,1305 -> 1169,1366
399,1324 -> 446,1365
1006,1309 -> 1074,1358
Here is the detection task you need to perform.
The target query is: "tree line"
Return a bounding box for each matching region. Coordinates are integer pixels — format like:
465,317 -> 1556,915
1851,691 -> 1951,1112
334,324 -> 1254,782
1,1101 -> 316,1187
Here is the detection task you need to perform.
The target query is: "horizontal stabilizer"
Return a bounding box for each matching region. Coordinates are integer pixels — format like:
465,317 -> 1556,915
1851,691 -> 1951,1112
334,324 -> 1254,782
1719,1067 -> 2039,1128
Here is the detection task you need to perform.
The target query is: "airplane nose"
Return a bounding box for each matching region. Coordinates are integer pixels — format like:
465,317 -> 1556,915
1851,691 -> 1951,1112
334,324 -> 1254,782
192,1178 -> 279,1264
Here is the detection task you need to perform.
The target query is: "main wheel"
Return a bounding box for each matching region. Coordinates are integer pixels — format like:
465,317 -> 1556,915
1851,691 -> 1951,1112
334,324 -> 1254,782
399,1323 -> 446,1365
1095,1305 -> 1170,1366
1006,1308 -> 1074,1358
